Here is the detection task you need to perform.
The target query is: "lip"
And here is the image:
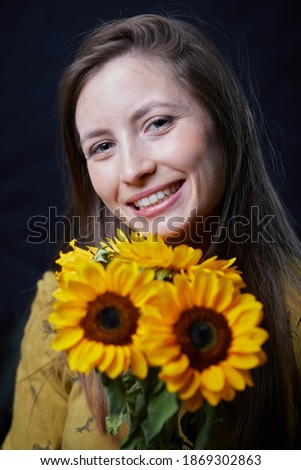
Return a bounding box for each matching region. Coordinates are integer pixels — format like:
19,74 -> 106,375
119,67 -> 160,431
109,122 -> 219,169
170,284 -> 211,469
127,180 -> 185,218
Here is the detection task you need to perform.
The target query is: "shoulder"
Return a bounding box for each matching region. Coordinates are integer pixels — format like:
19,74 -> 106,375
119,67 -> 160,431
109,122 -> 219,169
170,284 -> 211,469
22,271 -> 58,352
28,270 -> 57,324
33,270 -> 58,310
18,270 -> 62,378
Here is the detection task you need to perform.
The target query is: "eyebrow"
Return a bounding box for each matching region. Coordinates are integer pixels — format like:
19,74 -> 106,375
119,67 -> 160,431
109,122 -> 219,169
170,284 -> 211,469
80,101 -> 179,147
80,129 -> 110,147
132,101 -> 179,120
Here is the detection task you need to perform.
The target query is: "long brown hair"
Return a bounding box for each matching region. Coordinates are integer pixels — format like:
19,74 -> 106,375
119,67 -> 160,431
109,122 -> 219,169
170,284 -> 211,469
58,14 -> 301,448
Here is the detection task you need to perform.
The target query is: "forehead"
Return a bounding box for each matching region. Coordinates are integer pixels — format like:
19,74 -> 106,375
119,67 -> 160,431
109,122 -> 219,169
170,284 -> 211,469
76,54 -> 189,108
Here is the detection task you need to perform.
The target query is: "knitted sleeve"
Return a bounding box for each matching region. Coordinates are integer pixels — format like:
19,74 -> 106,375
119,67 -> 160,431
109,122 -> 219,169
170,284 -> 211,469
2,271 -> 70,450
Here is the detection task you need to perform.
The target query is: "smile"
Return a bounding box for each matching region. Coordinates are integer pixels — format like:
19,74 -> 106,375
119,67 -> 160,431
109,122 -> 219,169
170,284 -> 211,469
133,182 -> 182,209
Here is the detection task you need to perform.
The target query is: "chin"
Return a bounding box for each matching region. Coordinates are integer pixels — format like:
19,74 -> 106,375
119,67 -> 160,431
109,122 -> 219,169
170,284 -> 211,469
157,225 -> 190,245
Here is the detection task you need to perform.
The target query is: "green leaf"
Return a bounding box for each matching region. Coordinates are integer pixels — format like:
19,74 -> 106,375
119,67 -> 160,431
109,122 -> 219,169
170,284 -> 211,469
105,410 -> 127,436
120,426 -> 146,450
141,384 -> 179,444
100,372 -> 110,387
94,248 -> 111,264
155,268 -> 173,281
193,404 -> 219,450
104,375 -> 127,417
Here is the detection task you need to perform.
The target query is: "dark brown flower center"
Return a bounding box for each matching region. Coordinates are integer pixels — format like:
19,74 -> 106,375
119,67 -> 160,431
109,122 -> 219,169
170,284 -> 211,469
81,292 -> 139,345
97,307 -> 122,331
189,320 -> 215,350
173,307 -> 232,371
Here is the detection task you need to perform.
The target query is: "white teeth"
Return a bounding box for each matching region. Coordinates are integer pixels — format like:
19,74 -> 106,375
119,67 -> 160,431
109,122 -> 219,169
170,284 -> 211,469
134,182 -> 181,209
149,194 -> 158,204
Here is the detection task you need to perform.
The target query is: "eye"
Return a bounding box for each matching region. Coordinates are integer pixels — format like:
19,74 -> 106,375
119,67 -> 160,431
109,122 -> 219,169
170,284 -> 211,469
147,117 -> 173,133
86,141 -> 116,161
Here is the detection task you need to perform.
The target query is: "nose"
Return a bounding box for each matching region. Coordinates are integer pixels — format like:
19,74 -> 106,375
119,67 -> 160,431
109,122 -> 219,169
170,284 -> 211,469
119,138 -> 156,184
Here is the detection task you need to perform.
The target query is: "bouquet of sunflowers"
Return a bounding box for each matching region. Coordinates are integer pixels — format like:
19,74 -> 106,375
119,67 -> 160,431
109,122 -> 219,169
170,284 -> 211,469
49,230 -> 269,449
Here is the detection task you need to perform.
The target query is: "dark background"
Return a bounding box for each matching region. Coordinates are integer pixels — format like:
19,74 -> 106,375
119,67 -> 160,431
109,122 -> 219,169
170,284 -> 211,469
1,0 -> 300,445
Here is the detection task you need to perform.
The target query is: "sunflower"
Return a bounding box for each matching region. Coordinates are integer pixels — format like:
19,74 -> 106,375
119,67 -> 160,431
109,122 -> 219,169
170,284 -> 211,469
49,260 -> 157,379
187,256 -> 245,288
55,239 -> 98,279
140,271 -> 268,411
99,230 -> 202,270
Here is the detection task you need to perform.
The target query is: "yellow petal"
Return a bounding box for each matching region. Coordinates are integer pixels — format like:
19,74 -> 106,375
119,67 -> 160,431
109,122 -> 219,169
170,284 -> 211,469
232,324 -> 269,346
226,296 -> 263,327
132,286 -> 158,307
173,275 -> 195,310
159,368 -> 193,393
201,388 -> 221,407
68,339 -> 93,373
155,282 -> 182,322
220,383 -> 236,402
196,272 -> 219,308
212,279 -> 235,312
77,262 -> 106,293
66,341 -> 84,371
183,389 -> 204,412
139,303 -> 162,319
139,317 -> 171,332
179,371 -> 202,400
122,345 -> 132,370
221,363 -> 246,391
52,301 -> 87,315
48,312 -> 82,329
97,344 -> 116,372
144,345 -> 181,367
87,341 -> 105,369
140,332 -> 176,347
247,327 -> 269,345
107,261 -> 136,295
106,346 -> 127,379
53,286 -> 78,302
172,245 -> 202,270
201,365 -> 225,392
49,304 -> 87,328
131,268 -> 155,291
51,327 -> 84,350
130,345 -> 148,379
230,338 -> 261,353
66,281 -> 97,301
228,353 -> 260,369
163,354 -> 190,376
239,369 -> 254,387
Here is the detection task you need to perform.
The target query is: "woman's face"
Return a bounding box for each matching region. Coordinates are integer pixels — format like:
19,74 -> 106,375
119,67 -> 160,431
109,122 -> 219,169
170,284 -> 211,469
76,55 -> 225,243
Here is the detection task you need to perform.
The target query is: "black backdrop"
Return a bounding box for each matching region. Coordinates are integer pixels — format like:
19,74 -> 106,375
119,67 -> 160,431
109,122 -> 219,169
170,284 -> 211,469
1,0 -> 300,445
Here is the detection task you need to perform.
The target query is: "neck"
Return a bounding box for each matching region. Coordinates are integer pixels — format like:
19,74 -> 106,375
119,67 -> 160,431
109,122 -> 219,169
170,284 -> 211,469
165,204 -> 224,254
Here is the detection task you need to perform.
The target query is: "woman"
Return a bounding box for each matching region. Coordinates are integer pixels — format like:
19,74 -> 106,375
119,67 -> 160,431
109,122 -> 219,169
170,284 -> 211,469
3,14 -> 301,450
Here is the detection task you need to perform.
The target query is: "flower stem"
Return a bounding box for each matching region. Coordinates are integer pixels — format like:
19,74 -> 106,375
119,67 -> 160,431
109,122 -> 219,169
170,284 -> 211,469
193,404 -> 217,449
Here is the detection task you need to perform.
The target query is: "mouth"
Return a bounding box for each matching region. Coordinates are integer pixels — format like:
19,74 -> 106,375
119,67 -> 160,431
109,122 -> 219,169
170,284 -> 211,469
132,181 -> 183,210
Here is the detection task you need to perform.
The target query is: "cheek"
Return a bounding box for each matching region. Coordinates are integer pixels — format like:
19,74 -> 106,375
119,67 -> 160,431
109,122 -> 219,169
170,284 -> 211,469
87,165 -> 118,206
203,154 -> 226,197
172,125 -> 214,169
204,155 -> 226,210
186,130 -> 226,201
